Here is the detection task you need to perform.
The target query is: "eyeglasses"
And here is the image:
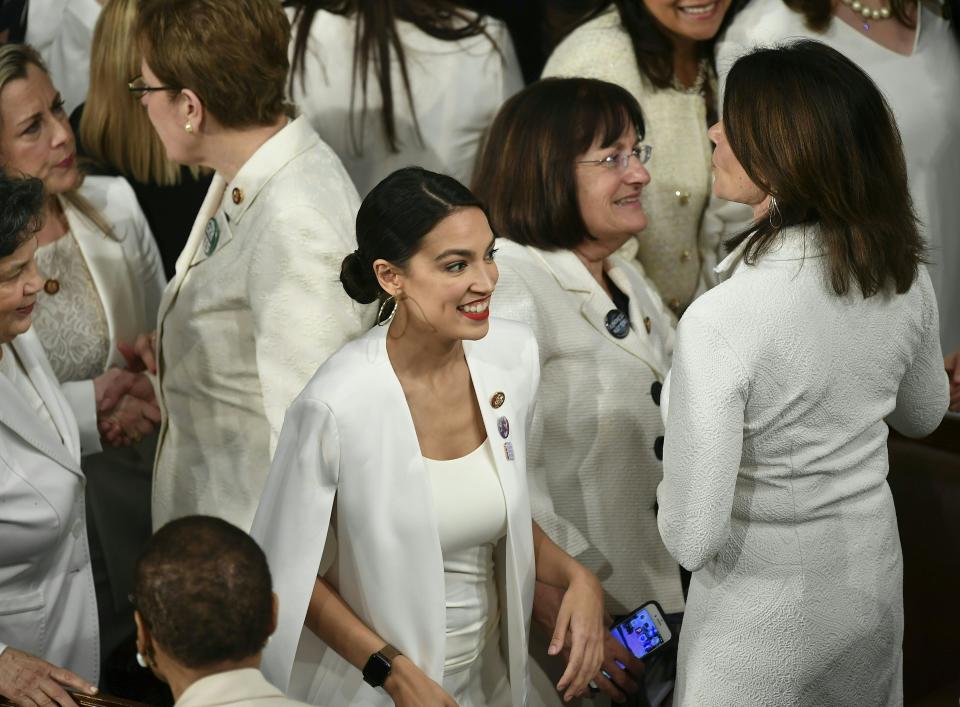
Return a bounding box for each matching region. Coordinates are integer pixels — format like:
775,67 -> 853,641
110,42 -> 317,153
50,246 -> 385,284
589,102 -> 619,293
578,144 -> 653,170
127,75 -> 178,96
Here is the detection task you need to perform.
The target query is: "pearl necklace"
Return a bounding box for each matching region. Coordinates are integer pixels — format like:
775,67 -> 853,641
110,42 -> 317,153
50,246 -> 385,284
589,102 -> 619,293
839,0 -> 893,29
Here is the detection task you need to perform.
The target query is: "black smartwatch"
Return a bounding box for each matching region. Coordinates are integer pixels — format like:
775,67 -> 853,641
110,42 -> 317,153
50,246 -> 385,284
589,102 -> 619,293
362,643 -> 401,688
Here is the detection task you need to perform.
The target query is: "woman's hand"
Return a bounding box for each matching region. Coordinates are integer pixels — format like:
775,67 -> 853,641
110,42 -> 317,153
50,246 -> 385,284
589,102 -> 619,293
945,349 -> 960,412
0,648 -> 97,707
550,569 -> 605,702
533,581 -> 644,704
383,655 -> 459,707
117,331 -> 158,375
94,369 -> 160,445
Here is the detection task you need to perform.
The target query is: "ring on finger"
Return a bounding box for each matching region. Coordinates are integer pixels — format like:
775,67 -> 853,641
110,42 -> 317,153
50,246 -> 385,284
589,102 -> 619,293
600,668 -> 613,681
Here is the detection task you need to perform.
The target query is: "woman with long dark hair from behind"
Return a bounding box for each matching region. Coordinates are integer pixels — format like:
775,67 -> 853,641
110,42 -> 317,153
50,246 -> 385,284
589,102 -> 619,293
656,40 -> 948,705
286,0 -> 522,196
252,167 -> 605,707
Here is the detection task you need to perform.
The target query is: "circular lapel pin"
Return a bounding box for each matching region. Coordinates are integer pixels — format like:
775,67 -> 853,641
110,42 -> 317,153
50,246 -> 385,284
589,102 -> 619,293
203,217 -> 220,256
605,309 -> 629,339
497,416 -> 510,439
490,391 -> 505,409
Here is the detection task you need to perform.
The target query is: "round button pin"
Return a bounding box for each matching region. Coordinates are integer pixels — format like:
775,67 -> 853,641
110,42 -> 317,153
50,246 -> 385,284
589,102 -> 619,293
605,309 -> 629,339
232,187 -> 244,204
44,278 -> 60,295
490,391 -> 505,409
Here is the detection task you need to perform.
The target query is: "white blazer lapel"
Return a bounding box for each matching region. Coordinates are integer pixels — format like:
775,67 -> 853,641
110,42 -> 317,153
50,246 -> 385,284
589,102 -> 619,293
157,174 -> 225,326
0,333 -> 83,474
463,343 -> 535,707
63,201 -> 138,365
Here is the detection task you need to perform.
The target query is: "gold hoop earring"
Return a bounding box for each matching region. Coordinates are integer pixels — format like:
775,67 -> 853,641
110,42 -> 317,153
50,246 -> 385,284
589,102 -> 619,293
768,196 -> 782,229
376,294 -> 398,326
184,121 -> 193,133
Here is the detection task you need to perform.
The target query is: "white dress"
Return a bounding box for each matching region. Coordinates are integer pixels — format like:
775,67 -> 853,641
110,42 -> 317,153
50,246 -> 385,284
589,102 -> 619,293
288,9 -> 523,196
716,0 -> 960,352
656,225 -> 949,706
425,441 -> 512,707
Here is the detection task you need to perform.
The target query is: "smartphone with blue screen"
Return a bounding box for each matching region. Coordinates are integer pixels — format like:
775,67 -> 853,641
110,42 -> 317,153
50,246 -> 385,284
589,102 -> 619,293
610,600 -> 672,660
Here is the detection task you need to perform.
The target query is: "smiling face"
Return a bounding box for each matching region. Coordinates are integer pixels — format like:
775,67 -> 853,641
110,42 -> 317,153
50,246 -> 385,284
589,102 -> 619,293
708,121 -> 767,209
575,125 -> 651,251
383,207 -> 498,343
0,63 -> 79,195
0,236 -> 43,344
642,0 -> 733,44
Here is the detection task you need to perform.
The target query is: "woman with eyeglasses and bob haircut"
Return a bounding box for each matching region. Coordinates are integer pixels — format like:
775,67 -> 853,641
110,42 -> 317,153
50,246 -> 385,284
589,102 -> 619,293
656,40 -> 948,706
251,166 -> 605,707
473,77 -> 684,707
128,0 -> 370,534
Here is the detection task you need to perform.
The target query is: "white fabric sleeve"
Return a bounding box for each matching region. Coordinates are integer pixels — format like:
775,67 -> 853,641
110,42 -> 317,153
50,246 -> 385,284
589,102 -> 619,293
491,262 -> 592,558
886,267 -> 950,437
60,379 -> 102,455
250,395 -> 340,693
657,309 -> 749,572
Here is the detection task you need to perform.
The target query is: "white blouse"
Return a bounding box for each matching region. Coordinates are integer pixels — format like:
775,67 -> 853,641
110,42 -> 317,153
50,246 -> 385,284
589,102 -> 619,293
424,441 -> 506,673
288,9 -> 523,196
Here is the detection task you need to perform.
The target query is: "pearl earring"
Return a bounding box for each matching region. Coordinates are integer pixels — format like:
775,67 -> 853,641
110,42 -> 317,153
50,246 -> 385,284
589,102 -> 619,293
136,652 -> 148,668
184,121 -> 193,133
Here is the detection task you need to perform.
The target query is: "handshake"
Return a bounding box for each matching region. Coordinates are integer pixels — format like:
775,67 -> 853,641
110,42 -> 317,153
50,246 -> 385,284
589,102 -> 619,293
93,332 -> 162,447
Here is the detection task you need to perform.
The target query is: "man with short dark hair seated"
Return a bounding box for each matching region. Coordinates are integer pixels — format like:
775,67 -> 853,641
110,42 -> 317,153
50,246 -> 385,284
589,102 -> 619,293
132,516 -> 313,707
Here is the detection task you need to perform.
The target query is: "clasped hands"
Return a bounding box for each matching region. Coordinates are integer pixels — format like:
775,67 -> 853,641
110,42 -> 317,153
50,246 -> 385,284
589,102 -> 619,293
94,333 -> 161,446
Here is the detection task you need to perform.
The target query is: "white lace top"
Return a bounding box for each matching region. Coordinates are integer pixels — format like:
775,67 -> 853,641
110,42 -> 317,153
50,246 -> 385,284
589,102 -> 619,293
33,232 -> 110,382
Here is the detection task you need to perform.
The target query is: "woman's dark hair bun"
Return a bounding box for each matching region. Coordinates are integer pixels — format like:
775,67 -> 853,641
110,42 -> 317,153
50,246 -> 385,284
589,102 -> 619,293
340,250 -> 381,304
340,167 -> 487,306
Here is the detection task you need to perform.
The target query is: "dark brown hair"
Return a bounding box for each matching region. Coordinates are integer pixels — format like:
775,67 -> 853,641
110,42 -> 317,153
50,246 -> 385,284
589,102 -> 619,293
472,77 -> 644,251
137,0 -> 292,129
724,40 -> 923,297
578,0 -> 746,89
783,0 -> 915,31
288,0 -> 496,153
133,516 -> 273,668
0,174 -> 43,259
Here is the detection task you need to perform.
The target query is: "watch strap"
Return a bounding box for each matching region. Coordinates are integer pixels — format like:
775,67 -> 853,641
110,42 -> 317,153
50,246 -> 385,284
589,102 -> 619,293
379,643 -> 401,661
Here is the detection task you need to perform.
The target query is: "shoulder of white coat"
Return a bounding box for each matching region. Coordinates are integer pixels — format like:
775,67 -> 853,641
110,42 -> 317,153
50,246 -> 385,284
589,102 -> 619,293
542,9 -> 633,79
261,129 -> 360,211
294,327 -> 380,404
77,175 -> 141,222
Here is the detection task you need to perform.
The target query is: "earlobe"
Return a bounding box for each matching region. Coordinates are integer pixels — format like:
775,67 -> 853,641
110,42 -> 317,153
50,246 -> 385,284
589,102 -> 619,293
180,88 -> 204,132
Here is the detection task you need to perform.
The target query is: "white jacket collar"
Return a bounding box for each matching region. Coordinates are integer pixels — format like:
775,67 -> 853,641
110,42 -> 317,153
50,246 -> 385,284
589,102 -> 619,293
176,668 -> 284,707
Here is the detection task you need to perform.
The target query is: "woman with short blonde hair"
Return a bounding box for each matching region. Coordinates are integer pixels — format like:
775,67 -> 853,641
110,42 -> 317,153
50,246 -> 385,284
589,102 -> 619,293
129,0 -> 370,535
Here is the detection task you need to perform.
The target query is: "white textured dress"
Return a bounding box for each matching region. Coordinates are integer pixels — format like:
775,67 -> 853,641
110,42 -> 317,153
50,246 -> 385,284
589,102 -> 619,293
716,0 -> 960,352
657,226 -> 949,706
542,7 -> 718,316
289,9 -> 523,196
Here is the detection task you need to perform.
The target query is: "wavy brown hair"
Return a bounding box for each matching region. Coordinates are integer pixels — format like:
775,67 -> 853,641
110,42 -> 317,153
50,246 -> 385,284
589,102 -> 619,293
724,40 -> 923,297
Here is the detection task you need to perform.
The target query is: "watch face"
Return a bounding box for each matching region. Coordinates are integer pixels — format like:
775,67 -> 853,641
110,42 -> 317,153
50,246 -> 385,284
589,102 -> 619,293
362,652 -> 392,688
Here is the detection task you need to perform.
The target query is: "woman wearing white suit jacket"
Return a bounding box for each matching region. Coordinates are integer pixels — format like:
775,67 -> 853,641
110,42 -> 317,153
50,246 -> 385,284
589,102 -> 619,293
473,78 -> 685,707
0,43 -> 166,669
0,175 -> 101,707
251,168 -> 605,707
129,0 -> 370,533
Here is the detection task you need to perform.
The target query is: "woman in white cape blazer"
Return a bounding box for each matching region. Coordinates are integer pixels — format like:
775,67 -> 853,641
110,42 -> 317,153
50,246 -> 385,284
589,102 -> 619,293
0,329 -> 100,685
251,317 -> 539,707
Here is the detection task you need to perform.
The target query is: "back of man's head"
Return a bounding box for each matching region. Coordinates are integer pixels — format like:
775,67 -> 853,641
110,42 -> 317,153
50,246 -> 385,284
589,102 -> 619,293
134,515 -> 274,668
